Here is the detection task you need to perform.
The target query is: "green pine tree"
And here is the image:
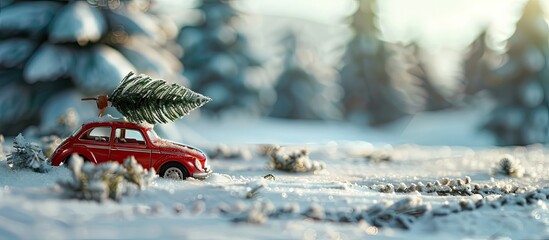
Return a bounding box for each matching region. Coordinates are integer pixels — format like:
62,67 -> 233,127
340,0 -> 423,125
485,0 -> 549,145
269,31 -> 342,120
463,31 -> 489,95
0,0 -> 181,135
110,72 -> 211,124
406,44 -> 453,111
177,0 -> 274,117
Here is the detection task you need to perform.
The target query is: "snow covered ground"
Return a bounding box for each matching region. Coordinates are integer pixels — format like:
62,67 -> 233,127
0,107 -> 547,239
0,141 -> 548,239
169,107 -> 495,147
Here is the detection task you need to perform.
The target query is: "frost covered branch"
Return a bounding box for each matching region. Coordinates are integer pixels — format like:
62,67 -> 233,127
7,133 -> 50,173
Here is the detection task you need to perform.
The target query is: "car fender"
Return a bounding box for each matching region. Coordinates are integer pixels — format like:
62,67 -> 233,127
153,155 -> 198,175
51,147 -> 97,166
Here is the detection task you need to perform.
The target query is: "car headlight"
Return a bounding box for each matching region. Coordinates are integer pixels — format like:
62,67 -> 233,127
194,158 -> 203,171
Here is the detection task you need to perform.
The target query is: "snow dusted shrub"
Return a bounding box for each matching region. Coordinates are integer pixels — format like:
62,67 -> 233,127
123,156 -> 156,189
58,155 -> 155,202
269,146 -> 325,173
491,155 -> 525,178
58,155 -> 125,202
258,144 -> 277,156
7,133 -> 50,173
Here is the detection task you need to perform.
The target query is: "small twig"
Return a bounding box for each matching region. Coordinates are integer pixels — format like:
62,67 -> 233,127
246,185 -> 264,199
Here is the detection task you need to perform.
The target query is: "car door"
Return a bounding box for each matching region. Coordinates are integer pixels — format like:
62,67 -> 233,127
76,126 -> 112,163
110,127 -> 152,169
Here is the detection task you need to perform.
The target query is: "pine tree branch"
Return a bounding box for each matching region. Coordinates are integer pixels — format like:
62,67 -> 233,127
110,72 -> 211,124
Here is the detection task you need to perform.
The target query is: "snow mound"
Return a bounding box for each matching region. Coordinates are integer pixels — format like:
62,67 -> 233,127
204,173 -> 234,184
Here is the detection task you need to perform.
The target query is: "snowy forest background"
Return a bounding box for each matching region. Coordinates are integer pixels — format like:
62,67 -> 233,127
1,0 -> 549,147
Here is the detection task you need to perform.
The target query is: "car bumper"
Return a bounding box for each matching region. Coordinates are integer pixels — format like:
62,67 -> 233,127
192,169 -> 212,179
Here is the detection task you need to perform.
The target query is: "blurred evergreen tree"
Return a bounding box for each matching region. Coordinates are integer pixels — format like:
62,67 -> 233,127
340,0 -> 423,125
485,0 -> 549,145
177,0 -> 274,117
269,31 -> 342,120
0,0 -> 181,135
402,43 -> 453,111
463,31 -> 489,95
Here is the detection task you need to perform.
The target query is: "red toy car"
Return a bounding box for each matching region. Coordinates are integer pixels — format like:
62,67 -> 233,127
50,117 -> 211,180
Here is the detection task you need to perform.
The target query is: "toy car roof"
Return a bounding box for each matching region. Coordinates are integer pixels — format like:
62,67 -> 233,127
81,115 -> 154,129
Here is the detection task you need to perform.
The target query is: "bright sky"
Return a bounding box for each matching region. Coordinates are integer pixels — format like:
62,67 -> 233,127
158,0 -> 542,50
236,0 -> 534,51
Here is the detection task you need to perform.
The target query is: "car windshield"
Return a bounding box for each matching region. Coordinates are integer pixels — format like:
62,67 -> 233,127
71,125 -> 82,137
147,129 -> 160,142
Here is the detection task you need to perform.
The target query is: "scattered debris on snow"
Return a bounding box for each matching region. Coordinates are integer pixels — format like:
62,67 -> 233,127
223,197 -> 430,230
0,141 -> 547,239
222,188 -> 549,231
363,152 -> 393,163
232,201 -> 274,224
263,173 -> 275,180
244,179 -> 268,199
269,146 -> 325,173
372,176 -> 533,196
491,154 -> 526,178
245,185 -> 263,199
431,188 -> 549,216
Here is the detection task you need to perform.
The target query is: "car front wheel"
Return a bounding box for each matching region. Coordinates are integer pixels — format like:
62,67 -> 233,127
159,162 -> 190,180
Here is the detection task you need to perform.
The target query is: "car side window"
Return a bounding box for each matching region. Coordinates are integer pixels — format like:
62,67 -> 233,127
115,128 -> 146,145
80,127 -> 111,143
